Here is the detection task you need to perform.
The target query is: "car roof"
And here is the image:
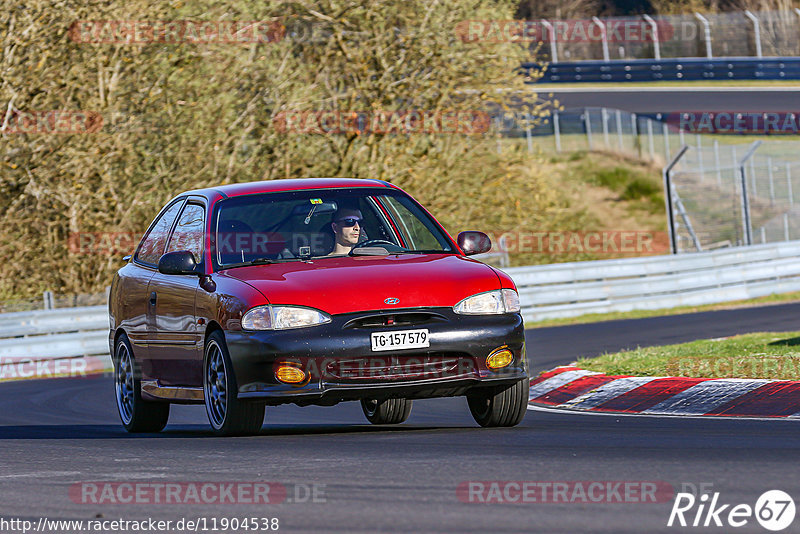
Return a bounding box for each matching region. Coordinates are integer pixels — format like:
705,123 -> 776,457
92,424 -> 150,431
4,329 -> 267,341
183,178 -> 394,199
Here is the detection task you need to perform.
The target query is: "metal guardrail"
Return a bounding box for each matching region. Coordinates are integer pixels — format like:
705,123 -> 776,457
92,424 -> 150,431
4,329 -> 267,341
3,240 -> 800,363
521,57 -> 800,83
505,240 -> 800,322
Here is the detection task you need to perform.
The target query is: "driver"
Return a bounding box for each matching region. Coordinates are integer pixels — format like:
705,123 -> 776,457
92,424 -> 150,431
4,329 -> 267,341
328,207 -> 363,255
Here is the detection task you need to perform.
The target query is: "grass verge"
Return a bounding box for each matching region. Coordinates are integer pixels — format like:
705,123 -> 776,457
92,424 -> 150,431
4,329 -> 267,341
528,291 -> 800,328
577,331 -> 800,380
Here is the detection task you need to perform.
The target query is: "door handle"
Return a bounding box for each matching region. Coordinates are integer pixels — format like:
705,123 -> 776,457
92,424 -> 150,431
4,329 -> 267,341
149,291 -> 157,306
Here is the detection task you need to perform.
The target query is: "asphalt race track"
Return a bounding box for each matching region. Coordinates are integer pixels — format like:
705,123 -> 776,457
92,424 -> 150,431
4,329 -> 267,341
542,87 -> 800,113
3,303 -> 800,533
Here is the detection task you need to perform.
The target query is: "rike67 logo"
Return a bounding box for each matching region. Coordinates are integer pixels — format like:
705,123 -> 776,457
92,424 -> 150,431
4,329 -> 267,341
668,490 -> 795,531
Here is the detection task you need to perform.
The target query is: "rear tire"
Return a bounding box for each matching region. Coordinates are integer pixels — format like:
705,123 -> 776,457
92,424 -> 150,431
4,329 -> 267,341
361,398 -> 412,424
467,378 -> 529,428
114,334 -> 170,433
204,330 -> 265,436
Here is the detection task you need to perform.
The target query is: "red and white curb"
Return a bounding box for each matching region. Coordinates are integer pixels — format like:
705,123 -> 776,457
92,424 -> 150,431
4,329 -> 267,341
528,366 -> 800,418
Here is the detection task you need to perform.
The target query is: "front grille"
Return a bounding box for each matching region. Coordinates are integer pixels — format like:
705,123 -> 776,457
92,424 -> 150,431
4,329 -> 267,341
323,353 -> 475,382
343,311 -> 446,329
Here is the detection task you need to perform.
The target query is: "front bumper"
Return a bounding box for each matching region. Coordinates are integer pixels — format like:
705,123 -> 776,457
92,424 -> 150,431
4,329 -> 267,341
225,307 -> 527,406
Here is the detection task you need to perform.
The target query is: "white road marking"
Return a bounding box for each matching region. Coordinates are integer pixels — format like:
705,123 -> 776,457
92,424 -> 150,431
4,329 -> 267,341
528,369 -> 601,401
558,376 -> 657,410
642,379 -> 771,416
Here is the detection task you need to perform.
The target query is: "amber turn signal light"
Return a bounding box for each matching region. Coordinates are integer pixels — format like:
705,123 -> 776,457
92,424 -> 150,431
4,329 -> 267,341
486,348 -> 514,370
276,364 -> 306,384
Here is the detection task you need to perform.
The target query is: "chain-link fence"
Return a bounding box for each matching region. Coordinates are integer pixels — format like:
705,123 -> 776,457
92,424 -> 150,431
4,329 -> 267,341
669,139 -> 800,253
537,9 -> 800,62
495,107 -> 800,254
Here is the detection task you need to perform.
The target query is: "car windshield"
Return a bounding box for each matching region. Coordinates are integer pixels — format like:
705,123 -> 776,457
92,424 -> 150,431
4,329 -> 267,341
212,187 -> 454,267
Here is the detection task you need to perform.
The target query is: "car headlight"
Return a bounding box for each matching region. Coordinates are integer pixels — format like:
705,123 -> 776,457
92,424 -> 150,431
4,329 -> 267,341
453,289 -> 521,315
241,305 -> 331,330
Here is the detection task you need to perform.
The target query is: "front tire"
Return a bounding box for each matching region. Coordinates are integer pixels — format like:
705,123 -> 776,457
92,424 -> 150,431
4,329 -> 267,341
466,378 -> 529,427
361,397 -> 412,424
204,331 -> 265,436
114,334 -> 170,433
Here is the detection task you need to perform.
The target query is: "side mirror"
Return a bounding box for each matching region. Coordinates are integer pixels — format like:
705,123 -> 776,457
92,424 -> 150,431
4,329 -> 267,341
158,251 -> 198,275
457,231 -> 492,256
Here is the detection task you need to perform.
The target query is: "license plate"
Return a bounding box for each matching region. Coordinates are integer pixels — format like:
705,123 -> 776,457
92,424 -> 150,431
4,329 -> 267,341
370,329 -> 429,352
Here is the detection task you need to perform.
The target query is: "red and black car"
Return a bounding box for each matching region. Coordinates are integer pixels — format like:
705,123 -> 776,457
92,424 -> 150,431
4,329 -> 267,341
109,178 -> 529,435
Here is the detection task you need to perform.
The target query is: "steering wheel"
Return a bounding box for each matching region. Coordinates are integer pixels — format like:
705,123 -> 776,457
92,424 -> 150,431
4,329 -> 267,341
351,239 -> 401,250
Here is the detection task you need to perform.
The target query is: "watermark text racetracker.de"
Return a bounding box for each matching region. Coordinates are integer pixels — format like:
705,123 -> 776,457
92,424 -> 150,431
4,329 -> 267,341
458,480 -> 674,504
70,481 -> 325,505
0,516 -> 280,533
484,231 -> 669,255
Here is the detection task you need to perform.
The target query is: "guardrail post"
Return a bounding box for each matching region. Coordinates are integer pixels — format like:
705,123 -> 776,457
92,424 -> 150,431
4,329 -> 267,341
787,162 -> 794,207
663,145 -> 690,254
744,10 -> 763,58
541,19 -> 558,63
553,110 -> 562,152
585,111 -> 593,150
643,14 -> 661,60
601,108 -> 610,148
738,141 -> 762,246
713,139 -> 722,186
592,17 -> 610,62
43,291 -> 54,310
694,13 -> 713,58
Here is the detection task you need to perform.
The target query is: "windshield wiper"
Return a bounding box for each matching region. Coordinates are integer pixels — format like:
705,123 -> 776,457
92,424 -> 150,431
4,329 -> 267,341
222,257 -> 310,268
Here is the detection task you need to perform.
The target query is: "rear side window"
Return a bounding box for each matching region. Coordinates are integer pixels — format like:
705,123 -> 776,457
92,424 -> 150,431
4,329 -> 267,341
136,201 -> 184,265
166,203 -> 205,263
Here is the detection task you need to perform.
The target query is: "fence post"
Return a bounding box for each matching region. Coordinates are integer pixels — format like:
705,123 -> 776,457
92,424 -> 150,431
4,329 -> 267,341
663,122 -> 670,162
663,145 -> 690,254
713,139 -> 722,186
541,19 -> 558,63
43,291 -> 54,310
695,134 -> 704,179
643,14 -> 661,60
615,109 -> 623,151
585,111 -> 593,150
694,13 -> 713,58
738,141 -> 762,246
785,212 -> 790,241
592,17 -> 610,62
750,156 -> 757,197
744,10 -> 763,58
601,108 -> 609,148
631,113 -> 640,157
553,110 -> 562,152
761,226 -> 767,243
787,162 -> 794,207
647,119 -> 655,160
768,157 -> 775,205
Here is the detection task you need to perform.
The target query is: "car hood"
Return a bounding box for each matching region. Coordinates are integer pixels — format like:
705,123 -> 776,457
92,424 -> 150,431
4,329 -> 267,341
221,254 -> 502,315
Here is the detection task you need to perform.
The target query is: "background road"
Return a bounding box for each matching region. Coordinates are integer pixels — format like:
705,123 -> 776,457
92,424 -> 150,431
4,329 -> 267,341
3,302 -> 800,533
542,87 -> 800,113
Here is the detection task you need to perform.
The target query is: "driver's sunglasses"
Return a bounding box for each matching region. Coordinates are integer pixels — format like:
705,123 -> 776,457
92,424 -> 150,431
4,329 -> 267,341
336,217 -> 362,227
